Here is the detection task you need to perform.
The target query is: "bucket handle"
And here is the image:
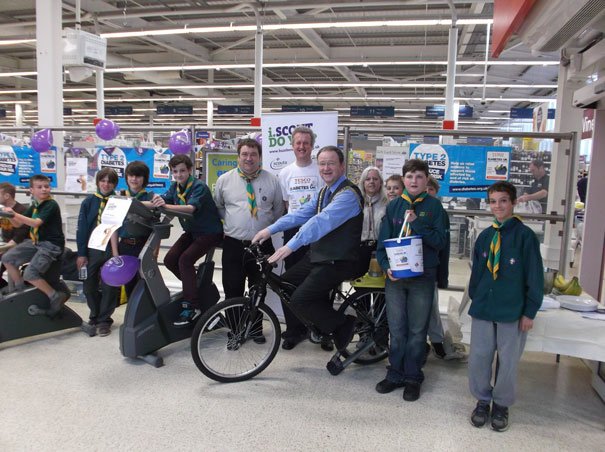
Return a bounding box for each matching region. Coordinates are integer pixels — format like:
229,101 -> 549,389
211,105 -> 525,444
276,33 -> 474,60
396,212 -> 412,243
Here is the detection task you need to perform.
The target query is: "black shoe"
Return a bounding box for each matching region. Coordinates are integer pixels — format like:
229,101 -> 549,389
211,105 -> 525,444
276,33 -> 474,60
431,342 -> 446,359
281,333 -> 306,350
375,379 -> 405,394
333,315 -> 356,351
98,323 -> 111,337
47,291 -> 68,316
470,400 -> 491,428
403,382 -> 421,401
320,337 -> 334,352
491,403 -> 509,432
251,333 -> 266,344
81,321 -> 97,337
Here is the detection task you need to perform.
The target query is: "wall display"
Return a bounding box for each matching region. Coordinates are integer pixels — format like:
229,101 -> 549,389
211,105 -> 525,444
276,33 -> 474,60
93,146 -> 173,192
205,152 -> 238,194
0,145 -> 58,187
261,111 -> 338,175
376,145 -> 409,179
65,157 -> 89,193
347,150 -> 375,185
409,143 -> 512,198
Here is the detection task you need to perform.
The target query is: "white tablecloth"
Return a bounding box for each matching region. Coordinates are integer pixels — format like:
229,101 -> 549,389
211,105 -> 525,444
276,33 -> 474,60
461,308 -> 605,362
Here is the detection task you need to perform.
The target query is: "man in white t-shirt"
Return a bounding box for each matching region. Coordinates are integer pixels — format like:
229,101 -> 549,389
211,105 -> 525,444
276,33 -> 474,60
277,126 -> 327,350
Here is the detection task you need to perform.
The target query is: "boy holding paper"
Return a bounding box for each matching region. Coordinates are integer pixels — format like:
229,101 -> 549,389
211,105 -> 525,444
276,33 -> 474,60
1,175 -> 67,316
375,159 -> 448,401
76,168 -> 120,336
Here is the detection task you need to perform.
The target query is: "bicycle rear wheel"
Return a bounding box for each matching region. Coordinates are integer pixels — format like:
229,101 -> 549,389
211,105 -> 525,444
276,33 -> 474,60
191,297 -> 281,383
340,289 -> 388,365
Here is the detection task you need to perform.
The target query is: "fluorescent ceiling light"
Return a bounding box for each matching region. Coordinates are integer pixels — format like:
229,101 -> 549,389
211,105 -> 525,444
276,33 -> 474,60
0,38 -> 36,46
100,18 -> 493,39
63,97 -> 226,103
268,96 -> 556,102
0,100 -> 32,104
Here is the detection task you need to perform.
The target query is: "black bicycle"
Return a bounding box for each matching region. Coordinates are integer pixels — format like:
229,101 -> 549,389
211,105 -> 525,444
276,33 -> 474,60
190,244 -> 388,383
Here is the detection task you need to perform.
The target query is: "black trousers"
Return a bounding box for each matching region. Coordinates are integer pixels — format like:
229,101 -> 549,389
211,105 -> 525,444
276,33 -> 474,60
281,254 -> 353,335
221,236 -> 275,300
83,249 -> 119,325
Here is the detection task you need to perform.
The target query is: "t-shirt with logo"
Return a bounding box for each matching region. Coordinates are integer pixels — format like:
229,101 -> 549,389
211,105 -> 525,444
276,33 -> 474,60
278,161 -> 323,213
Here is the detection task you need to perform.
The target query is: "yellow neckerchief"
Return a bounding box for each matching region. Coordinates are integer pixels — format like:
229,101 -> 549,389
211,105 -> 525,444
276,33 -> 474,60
487,215 -> 522,280
126,188 -> 147,200
29,197 -> 52,244
94,190 -> 114,225
176,176 -> 194,205
400,190 -> 427,236
237,167 -> 261,218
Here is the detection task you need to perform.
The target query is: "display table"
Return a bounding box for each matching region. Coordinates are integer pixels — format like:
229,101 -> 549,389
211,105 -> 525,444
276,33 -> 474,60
461,307 -> 605,362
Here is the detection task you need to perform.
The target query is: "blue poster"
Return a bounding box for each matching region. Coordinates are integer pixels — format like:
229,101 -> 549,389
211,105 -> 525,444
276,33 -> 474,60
409,144 -> 511,198
93,146 -> 173,193
0,145 -> 58,188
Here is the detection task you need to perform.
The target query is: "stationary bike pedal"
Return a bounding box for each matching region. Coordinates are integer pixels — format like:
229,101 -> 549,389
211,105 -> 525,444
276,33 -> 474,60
326,355 -> 344,376
27,304 -> 48,316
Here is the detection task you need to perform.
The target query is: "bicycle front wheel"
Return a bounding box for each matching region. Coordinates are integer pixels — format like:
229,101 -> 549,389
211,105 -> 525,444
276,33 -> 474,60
191,298 -> 281,383
340,289 -> 389,365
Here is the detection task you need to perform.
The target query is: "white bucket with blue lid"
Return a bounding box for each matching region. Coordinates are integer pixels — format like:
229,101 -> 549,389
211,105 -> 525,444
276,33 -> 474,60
384,213 -> 424,278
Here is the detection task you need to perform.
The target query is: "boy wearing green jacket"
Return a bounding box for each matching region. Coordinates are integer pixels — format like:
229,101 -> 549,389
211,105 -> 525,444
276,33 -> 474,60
468,181 -> 543,432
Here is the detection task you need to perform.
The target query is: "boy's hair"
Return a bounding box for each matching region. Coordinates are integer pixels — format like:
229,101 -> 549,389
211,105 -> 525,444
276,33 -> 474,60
427,176 -> 440,193
29,174 -> 50,187
402,159 -> 429,177
95,167 -> 119,186
0,182 -> 16,198
317,145 -> 344,163
169,154 -> 193,169
530,159 -> 544,168
292,126 -> 316,147
385,174 -> 404,186
487,181 -> 517,202
237,138 -> 262,157
125,161 -> 150,187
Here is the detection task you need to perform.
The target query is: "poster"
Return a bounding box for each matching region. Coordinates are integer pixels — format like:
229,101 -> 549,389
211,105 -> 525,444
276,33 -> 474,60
347,150 -> 374,185
376,145 -> 408,179
0,145 -> 58,187
261,111 -> 338,175
65,157 -> 89,193
205,152 -> 238,194
409,144 -> 512,198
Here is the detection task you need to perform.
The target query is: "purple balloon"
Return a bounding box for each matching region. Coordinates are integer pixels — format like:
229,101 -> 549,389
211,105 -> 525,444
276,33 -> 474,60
95,119 -> 120,141
31,129 -> 53,153
100,255 -> 140,287
168,130 -> 191,154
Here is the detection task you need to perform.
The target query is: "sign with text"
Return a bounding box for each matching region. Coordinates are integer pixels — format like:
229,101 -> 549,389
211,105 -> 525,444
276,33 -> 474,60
156,105 -> 193,115
205,152 -> 238,194
261,111 -> 338,175
350,106 -> 395,117
281,105 -> 324,112
217,105 -> 254,115
410,143 -> 512,198
0,145 -> 58,187
425,105 -> 473,118
105,106 -> 133,116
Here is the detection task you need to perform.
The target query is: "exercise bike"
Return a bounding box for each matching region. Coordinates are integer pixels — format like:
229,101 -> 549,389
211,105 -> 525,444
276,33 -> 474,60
118,199 -> 220,367
190,243 -> 388,383
0,210 -> 83,344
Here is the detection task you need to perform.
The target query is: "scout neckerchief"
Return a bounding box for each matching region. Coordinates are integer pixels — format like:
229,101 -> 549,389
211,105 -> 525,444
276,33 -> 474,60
176,176 -> 194,205
126,188 -> 147,200
29,198 -> 52,244
94,190 -> 114,225
400,190 -> 427,236
237,166 -> 261,218
486,216 -> 521,280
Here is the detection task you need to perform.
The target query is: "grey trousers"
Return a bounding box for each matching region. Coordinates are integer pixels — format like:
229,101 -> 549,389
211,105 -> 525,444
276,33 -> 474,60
427,285 -> 444,343
468,317 -> 527,407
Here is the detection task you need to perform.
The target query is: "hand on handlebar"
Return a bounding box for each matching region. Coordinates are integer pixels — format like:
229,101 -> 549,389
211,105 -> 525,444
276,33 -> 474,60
267,245 -> 293,264
150,195 -> 166,208
252,228 -> 271,244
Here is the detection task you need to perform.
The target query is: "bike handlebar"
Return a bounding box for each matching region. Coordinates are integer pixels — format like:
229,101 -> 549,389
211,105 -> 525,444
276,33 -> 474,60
0,207 -> 15,218
245,243 -> 277,268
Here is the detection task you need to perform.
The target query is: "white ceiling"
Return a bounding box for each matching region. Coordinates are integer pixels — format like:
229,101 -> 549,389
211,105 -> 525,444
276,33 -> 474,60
0,0 -> 560,131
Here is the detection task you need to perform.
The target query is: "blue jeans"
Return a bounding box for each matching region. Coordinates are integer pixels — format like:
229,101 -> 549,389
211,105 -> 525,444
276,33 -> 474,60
385,268 -> 436,384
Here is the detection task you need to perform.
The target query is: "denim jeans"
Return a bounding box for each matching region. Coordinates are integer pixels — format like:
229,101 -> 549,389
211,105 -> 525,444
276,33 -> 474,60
385,267 -> 436,384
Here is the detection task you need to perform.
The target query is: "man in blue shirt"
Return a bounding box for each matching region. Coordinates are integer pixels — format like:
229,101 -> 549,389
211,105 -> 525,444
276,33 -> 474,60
253,145 -> 362,351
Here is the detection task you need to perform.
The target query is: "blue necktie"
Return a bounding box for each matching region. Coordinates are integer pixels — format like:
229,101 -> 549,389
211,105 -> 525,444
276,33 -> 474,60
322,189 -> 331,209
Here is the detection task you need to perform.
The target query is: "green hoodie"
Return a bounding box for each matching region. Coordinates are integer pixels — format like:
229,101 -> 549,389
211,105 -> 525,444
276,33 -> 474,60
469,217 -> 543,322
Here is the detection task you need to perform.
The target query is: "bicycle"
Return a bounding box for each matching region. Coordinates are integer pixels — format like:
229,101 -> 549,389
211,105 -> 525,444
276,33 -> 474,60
190,243 -> 388,383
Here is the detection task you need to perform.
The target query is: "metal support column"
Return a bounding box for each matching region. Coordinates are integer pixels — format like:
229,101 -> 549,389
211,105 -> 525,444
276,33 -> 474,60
253,19 -> 263,118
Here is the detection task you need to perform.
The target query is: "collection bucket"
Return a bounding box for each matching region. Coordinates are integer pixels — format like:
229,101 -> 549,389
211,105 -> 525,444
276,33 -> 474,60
384,236 -> 424,278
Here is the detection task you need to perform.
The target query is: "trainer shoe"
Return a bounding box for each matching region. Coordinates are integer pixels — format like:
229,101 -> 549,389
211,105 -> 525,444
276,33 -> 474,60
47,291 -> 68,316
402,382 -> 421,401
375,379 -> 405,394
431,342 -> 447,359
173,302 -> 201,328
98,323 -> 111,337
470,400 -> 491,428
491,403 -> 509,432
320,337 -> 334,352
